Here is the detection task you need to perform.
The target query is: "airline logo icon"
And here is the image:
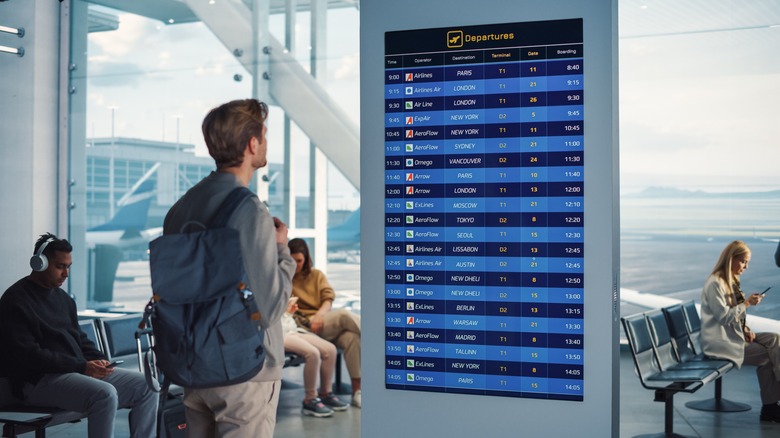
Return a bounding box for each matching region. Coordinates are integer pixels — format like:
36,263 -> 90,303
406,330 -> 414,339
406,359 -> 415,368
405,158 -> 413,167
407,373 -> 415,382
405,143 -> 414,152
406,173 -> 414,181
406,273 -> 414,282
406,215 -> 414,224
406,129 -> 414,138
447,30 -> 464,48
406,301 -> 414,310
406,244 -> 414,253
405,73 -> 413,82
407,316 -> 414,325
407,344 -> 415,353
406,287 -> 415,296
406,116 -> 414,125
405,86 -> 413,95
406,259 -> 414,267
405,201 -> 414,209
405,101 -> 413,110
406,230 -> 414,239
406,186 -> 414,195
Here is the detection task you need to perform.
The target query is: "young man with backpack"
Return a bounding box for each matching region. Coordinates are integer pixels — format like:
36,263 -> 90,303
162,99 -> 296,437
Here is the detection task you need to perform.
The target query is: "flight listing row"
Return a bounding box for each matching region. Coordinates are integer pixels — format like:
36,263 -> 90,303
385,241 -> 582,257
385,227 -> 583,243
385,211 -> 582,227
385,269 -> 582,287
385,60 -> 582,84
387,299 -> 582,317
386,135 -> 583,155
385,182 -> 583,199
385,79 -> 582,104
385,355 -> 582,379
385,376 -> 583,401
385,256 -> 582,273
385,168 -> 582,185
387,328 -> 582,350
385,151 -> 582,169
384,314 -> 582,334
385,86 -> 583,107
388,285 -> 582,304
385,197 -> 582,213
385,106 -> 583,125
387,341 -> 583,364
385,122 -> 582,142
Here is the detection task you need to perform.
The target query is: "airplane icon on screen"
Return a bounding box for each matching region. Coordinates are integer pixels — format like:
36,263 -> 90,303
447,30 -> 464,48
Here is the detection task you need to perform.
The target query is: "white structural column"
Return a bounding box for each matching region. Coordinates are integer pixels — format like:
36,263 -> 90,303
252,0 -> 271,202
0,0 -> 82,303
282,0 -> 297,229
67,0 -> 89,308
309,0 -> 328,268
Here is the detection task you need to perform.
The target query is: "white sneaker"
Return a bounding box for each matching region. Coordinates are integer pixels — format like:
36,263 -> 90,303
351,390 -> 362,408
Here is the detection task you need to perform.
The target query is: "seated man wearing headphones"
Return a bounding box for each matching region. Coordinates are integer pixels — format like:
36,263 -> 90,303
0,233 -> 158,438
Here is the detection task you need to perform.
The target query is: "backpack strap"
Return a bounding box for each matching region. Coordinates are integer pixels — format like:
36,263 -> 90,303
209,186 -> 255,228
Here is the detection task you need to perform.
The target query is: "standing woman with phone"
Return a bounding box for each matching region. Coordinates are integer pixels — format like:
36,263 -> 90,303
700,240 -> 780,422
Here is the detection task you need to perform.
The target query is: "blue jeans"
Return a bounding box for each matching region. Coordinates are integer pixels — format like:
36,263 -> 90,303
24,367 -> 158,438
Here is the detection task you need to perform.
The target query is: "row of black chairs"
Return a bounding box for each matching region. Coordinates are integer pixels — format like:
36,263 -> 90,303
622,300 -> 750,438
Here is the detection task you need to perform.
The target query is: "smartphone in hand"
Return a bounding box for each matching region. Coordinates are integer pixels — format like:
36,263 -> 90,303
106,360 -> 124,368
760,287 -> 771,296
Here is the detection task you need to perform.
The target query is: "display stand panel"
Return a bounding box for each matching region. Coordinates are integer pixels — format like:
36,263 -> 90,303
362,1 -> 618,436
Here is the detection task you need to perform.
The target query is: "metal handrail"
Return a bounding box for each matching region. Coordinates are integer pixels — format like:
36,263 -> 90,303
0,24 -> 24,37
0,45 -> 24,57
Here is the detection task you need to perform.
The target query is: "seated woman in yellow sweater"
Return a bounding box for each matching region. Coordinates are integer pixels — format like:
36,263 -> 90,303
288,238 -> 362,408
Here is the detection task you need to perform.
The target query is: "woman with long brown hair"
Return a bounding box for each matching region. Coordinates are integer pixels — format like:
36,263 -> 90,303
288,238 -> 362,408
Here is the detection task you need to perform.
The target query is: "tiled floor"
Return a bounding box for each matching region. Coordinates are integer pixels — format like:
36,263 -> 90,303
31,347 -> 780,437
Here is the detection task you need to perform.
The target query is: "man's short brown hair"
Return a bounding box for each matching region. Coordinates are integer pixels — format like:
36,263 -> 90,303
201,99 -> 269,169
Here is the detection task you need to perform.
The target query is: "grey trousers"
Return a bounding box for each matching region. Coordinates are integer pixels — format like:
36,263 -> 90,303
24,367 -> 158,438
745,332 -> 780,405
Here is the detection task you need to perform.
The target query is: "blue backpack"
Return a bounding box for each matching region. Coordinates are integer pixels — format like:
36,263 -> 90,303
144,187 -> 265,388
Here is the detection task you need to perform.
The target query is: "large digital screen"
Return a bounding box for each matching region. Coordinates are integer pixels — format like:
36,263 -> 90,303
384,18 -> 585,401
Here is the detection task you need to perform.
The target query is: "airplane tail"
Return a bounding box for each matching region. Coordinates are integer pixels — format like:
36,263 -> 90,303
89,180 -> 154,235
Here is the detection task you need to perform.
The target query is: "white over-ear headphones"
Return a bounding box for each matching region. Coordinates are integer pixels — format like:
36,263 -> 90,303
30,237 -> 55,272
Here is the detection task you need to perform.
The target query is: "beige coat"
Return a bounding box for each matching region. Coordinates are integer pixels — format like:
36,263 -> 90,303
700,274 -> 748,367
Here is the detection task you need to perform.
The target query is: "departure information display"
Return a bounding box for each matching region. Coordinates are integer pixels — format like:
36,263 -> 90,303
384,19 -> 585,401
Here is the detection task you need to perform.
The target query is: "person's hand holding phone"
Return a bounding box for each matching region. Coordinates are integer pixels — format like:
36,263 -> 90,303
286,296 -> 299,314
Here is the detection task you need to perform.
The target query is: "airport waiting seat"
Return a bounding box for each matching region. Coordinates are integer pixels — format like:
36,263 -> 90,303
681,301 -> 703,355
622,312 -> 720,438
78,318 -> 103,353
666,302 -> 750,412
99,314 -> 148,371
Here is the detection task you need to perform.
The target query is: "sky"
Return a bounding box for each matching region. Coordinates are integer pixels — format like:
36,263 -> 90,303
82,3 -> 780,201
